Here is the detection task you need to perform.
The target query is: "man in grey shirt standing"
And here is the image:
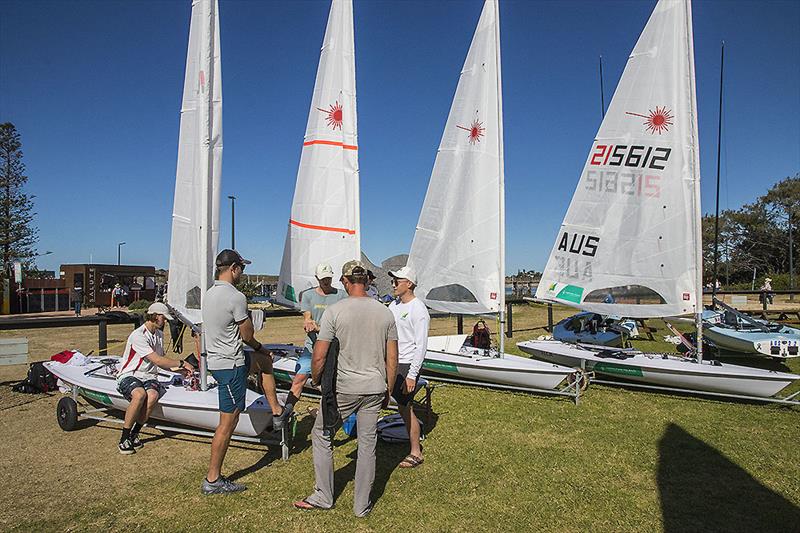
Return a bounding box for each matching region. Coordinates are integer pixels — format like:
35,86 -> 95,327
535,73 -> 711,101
201,249 -> 285,495
293,260 -> 398,517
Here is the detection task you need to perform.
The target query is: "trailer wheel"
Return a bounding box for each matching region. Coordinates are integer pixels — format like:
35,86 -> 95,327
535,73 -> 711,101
57,397 -> 78,431
568,368 -> 590,392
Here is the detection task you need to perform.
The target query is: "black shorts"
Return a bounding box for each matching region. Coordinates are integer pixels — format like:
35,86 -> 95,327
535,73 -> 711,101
117,376 -> 163,402
391,363 -> 418,407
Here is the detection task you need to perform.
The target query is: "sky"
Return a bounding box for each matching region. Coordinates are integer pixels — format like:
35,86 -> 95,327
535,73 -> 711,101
1,0 -> 799,276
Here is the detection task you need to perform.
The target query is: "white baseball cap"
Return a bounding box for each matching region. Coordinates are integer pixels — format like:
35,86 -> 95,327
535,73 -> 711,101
147,302 -> 174,320
389,266 -> 417,285
315,263 -> 335,279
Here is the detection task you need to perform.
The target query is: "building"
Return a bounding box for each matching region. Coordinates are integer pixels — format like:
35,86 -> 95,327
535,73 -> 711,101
60,264 -> 157,307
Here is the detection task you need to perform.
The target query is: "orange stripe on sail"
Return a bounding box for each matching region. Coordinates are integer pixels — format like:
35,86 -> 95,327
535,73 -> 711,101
290,219 -> 356,235
302,139 -> 358,151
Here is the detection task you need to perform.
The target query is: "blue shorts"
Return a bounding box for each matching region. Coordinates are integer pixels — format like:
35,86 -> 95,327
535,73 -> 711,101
117,376 -> 164,402
210,353 -> 250,414
295,347 -> 312,375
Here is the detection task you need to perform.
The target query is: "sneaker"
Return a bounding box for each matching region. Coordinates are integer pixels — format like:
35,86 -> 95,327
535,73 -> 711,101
201,476 -> 247,495
131,434 -> 143,449
273,403 -> 294,431
118,439 -> 136,455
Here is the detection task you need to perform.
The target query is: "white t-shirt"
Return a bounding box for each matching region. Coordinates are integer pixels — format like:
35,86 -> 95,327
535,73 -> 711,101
388,297 -> 430,380
117,324 -> 165,382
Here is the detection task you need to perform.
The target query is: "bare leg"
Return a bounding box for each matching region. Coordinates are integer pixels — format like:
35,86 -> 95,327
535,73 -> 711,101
399,405 -> 423,458
123,388 -> 147,429
207,410 -> 240,481
139,388 -> 160,424
250,352 -> 282,415
289,372 -> 307,399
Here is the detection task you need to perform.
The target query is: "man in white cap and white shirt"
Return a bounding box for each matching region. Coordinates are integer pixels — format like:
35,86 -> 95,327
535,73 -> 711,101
116,302 -> 194,454
387,265 -> 430,468
281,262 -> 347,420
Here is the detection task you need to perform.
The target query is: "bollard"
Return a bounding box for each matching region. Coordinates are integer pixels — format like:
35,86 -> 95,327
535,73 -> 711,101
457,314 -> 463,334
99,319 -> 108,356
547,304 -> 554,332
506,300 -> 513,337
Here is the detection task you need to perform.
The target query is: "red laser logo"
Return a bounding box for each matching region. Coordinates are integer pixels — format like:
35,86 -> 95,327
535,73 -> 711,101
457,117 -> 485,144
317,101 -> 343,130
625,106 -> 673,135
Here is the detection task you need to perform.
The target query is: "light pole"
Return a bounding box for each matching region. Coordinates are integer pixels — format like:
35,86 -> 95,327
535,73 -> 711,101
228,195 -> 236,250
117,242 -> 126,265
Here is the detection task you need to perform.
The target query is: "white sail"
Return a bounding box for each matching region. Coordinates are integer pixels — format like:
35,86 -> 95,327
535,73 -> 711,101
408,0 -> 505,316
167,0 -> 222,326
276,0 -> 360,308
536,0 -> 701,319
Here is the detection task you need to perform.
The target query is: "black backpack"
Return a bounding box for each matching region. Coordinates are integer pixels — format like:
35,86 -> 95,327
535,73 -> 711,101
12,361 -> 58,394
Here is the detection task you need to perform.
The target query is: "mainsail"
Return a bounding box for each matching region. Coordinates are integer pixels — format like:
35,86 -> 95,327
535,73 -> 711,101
536,0 -> 701,319
408,0 -> 505,316
167,0 -> 222,326
276,0 -> 360,308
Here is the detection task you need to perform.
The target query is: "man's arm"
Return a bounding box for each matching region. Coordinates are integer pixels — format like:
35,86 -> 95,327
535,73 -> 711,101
144,352 -> 193,373
238,318 -> 269,354
407,310 -> 430,382
311,339 -> 330,385
385,339 -> 398,392
302,310 -> 318,333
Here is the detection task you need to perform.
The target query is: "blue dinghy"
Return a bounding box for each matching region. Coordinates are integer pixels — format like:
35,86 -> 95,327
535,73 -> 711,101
703,306 -> 800,360
553,312 -> 638,348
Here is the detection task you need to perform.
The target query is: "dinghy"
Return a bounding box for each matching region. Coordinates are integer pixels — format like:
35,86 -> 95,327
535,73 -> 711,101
702,306 -> 800,359
552,312 -> 637,347
406,0 -> 579,397
518,0 -> 799,402
49,0 -> 292,444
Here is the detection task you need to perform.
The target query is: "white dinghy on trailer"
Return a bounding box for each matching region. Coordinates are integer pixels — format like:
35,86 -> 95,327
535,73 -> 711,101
47,0 -> 293,453
518,0 -> 799,405
406,0 -> 581,401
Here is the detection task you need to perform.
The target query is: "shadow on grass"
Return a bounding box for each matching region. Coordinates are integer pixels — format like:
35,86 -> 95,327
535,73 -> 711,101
658,423 -> 800,532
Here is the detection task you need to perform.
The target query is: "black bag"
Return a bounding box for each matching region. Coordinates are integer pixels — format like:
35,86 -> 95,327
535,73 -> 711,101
12,361 -> 57,394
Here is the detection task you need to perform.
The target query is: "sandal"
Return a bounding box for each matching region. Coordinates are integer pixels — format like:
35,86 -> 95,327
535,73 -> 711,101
399,454 -> 424,468
293,499 -> 331,511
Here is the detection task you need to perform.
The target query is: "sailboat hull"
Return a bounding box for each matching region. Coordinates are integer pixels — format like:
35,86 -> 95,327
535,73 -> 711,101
518,340 -> 799,398
45,358 -> 277,437
703,325 -> 800,359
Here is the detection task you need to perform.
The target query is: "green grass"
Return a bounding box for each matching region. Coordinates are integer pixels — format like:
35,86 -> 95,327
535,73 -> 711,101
0,303 -> 798,532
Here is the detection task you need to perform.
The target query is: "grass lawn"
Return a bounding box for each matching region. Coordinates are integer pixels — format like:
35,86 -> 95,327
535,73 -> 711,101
0,303 -> 798,532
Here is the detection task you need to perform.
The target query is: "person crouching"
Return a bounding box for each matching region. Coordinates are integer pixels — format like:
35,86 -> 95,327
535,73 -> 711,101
116,302 -> 194,454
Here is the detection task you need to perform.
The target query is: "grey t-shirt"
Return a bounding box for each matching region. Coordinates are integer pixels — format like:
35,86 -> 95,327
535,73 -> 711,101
300,287 -> 346,352
317,296 -> 398,395
202,280 -> 248,370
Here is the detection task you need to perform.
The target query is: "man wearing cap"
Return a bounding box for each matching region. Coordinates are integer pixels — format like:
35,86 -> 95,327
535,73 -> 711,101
294,260 -> 398,516
116,302 -> 194,454
282,263 -> 347,420
388,266 -> 430,468
201,249 -> 286,495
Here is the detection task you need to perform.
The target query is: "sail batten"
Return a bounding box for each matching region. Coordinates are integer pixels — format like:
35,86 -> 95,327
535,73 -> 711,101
276,0 -> 360,308
409,0 -> 504,317
167,0 -> 222,326
536,0 -> 700,320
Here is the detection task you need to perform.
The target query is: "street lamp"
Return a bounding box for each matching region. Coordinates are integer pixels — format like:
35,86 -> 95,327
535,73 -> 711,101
227,195 -> 236,250
117,242 -> 126,265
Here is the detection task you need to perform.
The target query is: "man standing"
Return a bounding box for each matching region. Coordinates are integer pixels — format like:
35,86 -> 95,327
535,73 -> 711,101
281,263 -> 346,421
116,302 -> 194,454
70,285 -> 83,317
294,260 -> 398,517
201,249 -> 286,495
388,266 -> 430,468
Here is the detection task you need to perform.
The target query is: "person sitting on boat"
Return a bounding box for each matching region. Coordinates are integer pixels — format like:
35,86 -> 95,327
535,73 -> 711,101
116,302 -> 194,455
388,266 -> 430,469
281,262 -> 346,422
201,249 -> 287,496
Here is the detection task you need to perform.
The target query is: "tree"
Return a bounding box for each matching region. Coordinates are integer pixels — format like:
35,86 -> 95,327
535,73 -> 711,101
0,123 -> 38,278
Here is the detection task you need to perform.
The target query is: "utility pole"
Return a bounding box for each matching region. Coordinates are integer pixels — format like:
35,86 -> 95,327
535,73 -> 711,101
228,195 -> 236,250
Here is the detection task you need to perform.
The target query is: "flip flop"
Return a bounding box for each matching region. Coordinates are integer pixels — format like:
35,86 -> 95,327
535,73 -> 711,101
293,499 -> 331,511
399,454 -> 424,468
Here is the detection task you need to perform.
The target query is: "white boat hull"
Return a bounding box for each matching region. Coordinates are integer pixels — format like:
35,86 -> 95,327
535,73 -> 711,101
518,340 -> 799,398
421,335 -> 576,390
45,358 -> 278,437
703,326 -> 800,359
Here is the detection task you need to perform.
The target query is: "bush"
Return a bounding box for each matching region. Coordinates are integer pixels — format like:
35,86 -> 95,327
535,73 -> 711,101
128,299 -> 152,311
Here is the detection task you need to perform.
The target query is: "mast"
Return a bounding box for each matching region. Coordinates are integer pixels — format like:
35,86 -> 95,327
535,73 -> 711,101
712,41 -> 725,305
199,0 -> 216,390
494,0 -> 506,356
685,0 -> 703,363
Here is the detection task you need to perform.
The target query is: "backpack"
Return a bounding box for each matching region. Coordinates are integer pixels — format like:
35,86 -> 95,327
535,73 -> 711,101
471,320 -> 492,350
377,413 -> 425,443
12,361 -> 57,394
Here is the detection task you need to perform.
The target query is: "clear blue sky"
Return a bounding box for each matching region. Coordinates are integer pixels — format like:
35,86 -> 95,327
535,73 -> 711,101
2,0 -> 798,275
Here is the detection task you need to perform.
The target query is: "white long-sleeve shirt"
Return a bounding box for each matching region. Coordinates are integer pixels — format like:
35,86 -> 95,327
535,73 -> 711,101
388,297 -> 430,380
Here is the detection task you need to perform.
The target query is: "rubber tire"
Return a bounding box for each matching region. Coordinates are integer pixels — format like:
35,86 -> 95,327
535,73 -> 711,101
57,397 -> 78,431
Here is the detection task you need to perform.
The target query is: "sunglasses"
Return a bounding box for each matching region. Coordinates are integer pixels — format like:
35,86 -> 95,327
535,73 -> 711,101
391,278 -> 409,286
233,262 -> 245,272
